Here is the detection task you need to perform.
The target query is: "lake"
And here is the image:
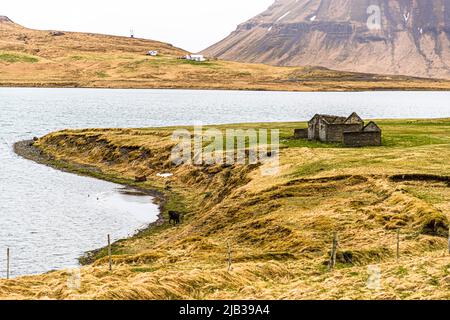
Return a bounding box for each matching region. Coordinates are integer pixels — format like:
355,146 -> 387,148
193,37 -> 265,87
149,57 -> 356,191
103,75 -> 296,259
1,87 -> 449,277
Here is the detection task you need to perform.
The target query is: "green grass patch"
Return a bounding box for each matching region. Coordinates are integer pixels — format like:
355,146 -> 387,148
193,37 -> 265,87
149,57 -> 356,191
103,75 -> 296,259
123,57 -> 219,70
382,134 -> 447,147
204,120 -> 450,150
293,160 -> 335,177
0,52 -> 38,63
234,71 -> 252,77
443,264 -> 450,276
70,54 -> 115,62
176,59 -> 218,68
429,276 -> 440,286
404,187 -> 447,204
396,266 -> 409,277
95,71 -> 109,78
70,55 -> 85,61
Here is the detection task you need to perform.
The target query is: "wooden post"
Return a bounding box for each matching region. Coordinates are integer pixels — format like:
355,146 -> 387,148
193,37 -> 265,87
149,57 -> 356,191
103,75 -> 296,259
227,241 -> 232,272
107,234 -> 112,272
448,227 -> 450,255
329,232 -> 338,271
6,248 -> 10,280
397,230 -> 400,261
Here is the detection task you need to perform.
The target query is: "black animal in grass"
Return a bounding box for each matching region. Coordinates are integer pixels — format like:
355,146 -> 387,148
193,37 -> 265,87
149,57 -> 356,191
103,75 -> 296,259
135,175 -> 147,183
168,211 -> 182,225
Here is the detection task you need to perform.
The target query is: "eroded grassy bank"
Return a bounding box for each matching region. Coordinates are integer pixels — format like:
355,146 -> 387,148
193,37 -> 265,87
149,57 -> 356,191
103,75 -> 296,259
5,120 -> 450,300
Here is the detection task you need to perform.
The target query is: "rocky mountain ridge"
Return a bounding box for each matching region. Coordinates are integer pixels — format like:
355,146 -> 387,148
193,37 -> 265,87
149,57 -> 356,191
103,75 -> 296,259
203,0 -> 450,79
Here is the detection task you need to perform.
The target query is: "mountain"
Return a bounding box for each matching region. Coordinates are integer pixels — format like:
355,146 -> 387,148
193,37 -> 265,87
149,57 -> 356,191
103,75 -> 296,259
1,15 -> 450,91
0,15 -> 13,23
203,0 -> 450,79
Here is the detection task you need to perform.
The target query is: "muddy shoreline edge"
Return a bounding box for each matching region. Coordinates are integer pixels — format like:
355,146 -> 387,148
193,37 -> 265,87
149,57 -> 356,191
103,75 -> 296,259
13,139 -> 169,266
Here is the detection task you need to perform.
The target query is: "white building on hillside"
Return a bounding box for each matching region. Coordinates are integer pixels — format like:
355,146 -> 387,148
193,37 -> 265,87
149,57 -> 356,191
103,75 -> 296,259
185,54 -> 207,62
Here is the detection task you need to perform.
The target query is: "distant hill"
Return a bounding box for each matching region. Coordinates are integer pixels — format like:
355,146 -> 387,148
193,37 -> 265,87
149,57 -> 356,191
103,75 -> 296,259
1,16 -> 450,91
0,16 -> 186,60
203,0 -> 450,79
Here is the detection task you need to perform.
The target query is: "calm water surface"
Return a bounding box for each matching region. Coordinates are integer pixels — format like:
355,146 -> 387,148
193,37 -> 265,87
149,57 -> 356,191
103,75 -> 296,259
1,88 -> 449,277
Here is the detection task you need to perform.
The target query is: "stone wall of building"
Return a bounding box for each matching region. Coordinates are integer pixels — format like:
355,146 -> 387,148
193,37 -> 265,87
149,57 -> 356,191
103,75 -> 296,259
319,121 -> 327,141
343,131 -> 382,147
324,124 -> 364,143
308,119 -> 320,140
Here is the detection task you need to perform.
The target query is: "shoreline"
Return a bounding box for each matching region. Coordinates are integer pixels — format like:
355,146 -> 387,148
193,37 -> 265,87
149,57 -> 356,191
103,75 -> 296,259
0,84 -> 315,92
2,83 -> 450,93
13,140 -> 170,266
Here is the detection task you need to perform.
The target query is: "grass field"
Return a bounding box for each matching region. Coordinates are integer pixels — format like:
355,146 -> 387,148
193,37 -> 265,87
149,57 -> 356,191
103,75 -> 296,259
4,119 -> 450,300
2,19 -> 450,91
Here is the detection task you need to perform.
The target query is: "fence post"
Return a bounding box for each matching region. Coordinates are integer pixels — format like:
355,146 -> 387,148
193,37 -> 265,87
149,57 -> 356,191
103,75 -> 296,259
329,232 -> 338,271
397,229 -> 400,261
227,241 -> 232,272
6,248 -> 10,280
108,234 -> 112,272
448,227 -> 450,255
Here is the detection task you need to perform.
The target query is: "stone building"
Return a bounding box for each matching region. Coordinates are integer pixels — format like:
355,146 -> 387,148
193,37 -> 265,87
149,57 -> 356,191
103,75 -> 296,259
308,113 -> 364,142
343,121 -> 382,147
295,113 -> 382,147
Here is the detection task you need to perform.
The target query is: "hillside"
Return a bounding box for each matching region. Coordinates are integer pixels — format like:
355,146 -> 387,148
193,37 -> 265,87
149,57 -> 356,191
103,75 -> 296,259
1,16 -> 450,91
5,119 -> 450,299
203,0 -> 450,79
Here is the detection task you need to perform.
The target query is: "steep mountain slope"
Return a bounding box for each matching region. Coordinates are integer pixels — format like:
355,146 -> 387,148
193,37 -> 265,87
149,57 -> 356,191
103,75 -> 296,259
203,0 -> 450,79
0,15 -> 13,23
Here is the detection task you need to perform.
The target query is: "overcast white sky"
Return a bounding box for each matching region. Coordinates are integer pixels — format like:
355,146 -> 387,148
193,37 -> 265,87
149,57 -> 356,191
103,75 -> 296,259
2,0 -> 274,52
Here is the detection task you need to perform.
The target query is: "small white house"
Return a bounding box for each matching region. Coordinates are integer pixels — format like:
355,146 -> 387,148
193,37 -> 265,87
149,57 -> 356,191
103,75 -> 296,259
185,54 -> 207,62
147,50 -> 158,56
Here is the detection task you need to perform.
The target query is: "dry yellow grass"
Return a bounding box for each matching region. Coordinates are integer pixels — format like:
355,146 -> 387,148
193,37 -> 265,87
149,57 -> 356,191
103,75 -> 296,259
4,120 -> 450,300
1,19 -> 450,91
